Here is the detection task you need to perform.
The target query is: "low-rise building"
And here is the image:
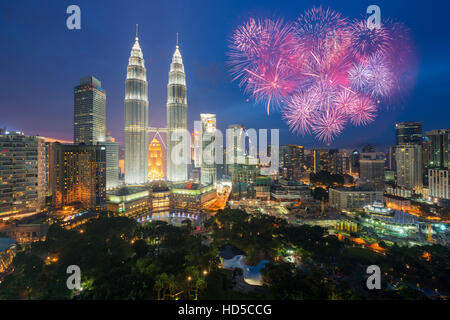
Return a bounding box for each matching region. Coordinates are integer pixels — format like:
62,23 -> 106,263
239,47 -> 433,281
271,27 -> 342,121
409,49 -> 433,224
171,182 -> 216,209
329,187 -> 383,211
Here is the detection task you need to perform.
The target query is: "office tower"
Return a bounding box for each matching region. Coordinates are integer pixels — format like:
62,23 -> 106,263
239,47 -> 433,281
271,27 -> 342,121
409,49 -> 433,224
279,145 -> 304,180
148,138 -> 164,181
200,113 -> 217,185
395,144 -> 423,193
74,76 -> 106,144
166,40 -> 188,182
0,131 -> 47,217
426,129 -> 449,170
49,143 -> 106,210
359,152 -> 385,190
426,129 -> 450,202
125,31 -> 149,184
102,133 -> 119,189
230,155 -> 259,199
395,121 -> 422,145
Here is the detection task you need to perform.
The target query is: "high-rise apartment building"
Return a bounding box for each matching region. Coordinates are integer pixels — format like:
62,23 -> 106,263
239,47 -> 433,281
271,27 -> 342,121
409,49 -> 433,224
0,131 -> 47,217
395,144 -> 423,193
74,76 -> 106,144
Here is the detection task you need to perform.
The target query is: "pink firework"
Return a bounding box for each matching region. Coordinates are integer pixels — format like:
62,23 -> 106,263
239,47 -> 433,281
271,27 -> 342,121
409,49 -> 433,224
227,7 -> 414,143
335,88 -> 358,115
349,95 -> 377,126
283,92 -> 319,135
311,108 -> 346,143
228,18 -> 300,114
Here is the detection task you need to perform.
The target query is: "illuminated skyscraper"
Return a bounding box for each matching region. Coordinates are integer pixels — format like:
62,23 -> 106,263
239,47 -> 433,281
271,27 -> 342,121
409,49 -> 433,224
200,113 -> 216,185
103,133 -> 119,189
148,138 -> 164,181
125,28 -> 149,184
74,76 -> 106,144
166,38 -> 188,182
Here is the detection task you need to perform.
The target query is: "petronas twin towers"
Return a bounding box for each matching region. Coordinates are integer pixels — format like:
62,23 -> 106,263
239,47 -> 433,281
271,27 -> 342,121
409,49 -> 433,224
124,29 -> 187,185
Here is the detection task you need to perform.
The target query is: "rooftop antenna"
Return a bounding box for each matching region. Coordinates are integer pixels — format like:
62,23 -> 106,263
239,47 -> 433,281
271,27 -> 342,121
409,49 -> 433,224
136,24 -> 139,40
176,32 -> 179,48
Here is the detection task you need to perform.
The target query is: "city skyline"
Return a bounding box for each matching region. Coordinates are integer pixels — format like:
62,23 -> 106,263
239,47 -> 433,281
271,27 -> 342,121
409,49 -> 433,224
0,0 -> 449,149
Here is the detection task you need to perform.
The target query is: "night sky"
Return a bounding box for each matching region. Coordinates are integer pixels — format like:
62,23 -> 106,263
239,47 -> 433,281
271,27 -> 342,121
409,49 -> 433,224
0,0 -> 449,150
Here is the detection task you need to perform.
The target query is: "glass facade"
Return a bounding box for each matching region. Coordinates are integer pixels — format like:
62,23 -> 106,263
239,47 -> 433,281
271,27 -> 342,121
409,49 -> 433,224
74,76 -> 106,144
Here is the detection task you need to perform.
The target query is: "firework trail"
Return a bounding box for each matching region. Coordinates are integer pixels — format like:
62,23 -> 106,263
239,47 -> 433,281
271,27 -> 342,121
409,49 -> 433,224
227,6 -> 414,142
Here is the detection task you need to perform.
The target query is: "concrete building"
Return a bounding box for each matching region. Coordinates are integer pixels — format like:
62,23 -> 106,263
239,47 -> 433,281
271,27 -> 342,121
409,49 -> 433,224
329,187 -> 383,211
0,130 -> 47,218
359,152 -> 385,191
429,169 -> 449,200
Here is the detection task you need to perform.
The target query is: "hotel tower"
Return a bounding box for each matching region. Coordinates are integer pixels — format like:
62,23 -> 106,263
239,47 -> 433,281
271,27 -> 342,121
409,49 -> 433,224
124,29 -> 149,184
166,39 -> 188,182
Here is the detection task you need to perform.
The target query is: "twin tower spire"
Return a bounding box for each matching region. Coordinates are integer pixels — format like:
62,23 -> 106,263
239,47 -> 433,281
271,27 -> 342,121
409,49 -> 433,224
124,26 -> 188,185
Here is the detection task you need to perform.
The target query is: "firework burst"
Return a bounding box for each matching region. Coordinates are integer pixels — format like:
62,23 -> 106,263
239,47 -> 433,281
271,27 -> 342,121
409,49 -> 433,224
311,108 -> 347,143
227,7 -> 414,142
283,92 -> 319,135
348,95 -> 377,126
348,20 -> 392,58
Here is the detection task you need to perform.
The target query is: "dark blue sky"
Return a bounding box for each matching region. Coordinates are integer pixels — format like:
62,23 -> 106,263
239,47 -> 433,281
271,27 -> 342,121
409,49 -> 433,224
0,0 -> 449,149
